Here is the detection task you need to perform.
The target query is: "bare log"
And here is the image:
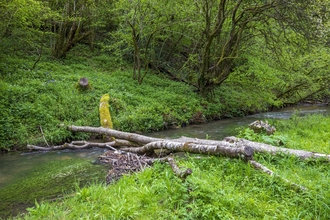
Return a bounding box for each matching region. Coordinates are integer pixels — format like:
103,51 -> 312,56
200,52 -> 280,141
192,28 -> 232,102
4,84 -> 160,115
68,125 -> 163,145
121,140 -> 254,160
28,126 -> 330,162
249,120 -> 276,135
224,136 -> 330,160
27,139 -> 139,151
27,125 -> 321,189
165,157 -> 192,181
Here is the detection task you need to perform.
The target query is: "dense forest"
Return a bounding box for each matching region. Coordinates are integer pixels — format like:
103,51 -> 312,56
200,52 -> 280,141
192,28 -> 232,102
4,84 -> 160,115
1,0 -> 330,150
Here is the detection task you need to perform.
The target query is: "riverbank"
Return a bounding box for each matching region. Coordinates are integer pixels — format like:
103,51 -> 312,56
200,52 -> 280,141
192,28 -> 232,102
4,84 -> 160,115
0,46 -> 279,152
14,113 -> 330,219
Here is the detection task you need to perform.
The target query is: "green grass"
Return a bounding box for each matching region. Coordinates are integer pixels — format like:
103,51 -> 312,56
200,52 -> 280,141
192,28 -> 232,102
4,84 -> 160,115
0,47 -> 203,150
16,155 -> 330,219
238,113 -> 330,154
15,114 -> 330,219
0,45 -> 275,151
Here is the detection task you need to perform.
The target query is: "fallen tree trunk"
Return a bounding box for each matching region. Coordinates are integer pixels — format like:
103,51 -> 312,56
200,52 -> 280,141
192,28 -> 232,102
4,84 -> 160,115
121,141 -> 254,160
224,136 -> 330,160
27,125 -> 330,162
68,125 -> 162,145
27,125 -> 324,190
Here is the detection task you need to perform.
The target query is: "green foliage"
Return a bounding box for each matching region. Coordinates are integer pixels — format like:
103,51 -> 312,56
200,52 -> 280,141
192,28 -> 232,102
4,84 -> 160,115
271,113 -> 330,153
238,113 -> 330,154
238,128 -> 287,147
0,48 -> 204,149
19,153 -> 330,219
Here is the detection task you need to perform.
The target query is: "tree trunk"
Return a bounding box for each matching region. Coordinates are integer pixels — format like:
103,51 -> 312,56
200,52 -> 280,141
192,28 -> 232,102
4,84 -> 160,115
26,125 -> 327,190
27,125 -> 330,162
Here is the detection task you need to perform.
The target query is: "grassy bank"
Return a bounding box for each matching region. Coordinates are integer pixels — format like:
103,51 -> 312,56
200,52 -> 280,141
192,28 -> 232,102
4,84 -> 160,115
16,114 -> 330,219
0,45 -> 273,151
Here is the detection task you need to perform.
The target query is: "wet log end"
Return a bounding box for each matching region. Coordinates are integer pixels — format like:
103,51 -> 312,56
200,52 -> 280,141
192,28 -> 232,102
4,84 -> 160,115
242,146 -> 254,161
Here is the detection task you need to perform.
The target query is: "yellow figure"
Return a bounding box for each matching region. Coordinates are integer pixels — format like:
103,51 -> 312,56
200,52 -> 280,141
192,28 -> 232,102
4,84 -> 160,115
99,94 -> 113,141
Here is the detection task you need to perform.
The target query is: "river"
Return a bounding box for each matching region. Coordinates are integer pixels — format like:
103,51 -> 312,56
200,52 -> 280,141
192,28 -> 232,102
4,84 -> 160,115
0,105 -> 329,218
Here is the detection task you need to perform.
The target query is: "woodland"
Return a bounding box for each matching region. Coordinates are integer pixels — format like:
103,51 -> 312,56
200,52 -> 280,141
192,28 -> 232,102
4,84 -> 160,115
1,0 -> 330,97
1,0 -> 330,218
1,0 -> 330,150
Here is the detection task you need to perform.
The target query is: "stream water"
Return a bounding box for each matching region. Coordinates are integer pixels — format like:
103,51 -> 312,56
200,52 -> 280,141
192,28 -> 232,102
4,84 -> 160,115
0,105 -> 329,218
147,105 -> 330,140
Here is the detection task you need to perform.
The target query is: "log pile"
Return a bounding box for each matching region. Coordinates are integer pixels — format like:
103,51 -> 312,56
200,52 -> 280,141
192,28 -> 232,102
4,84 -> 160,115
99,151 -> 153,184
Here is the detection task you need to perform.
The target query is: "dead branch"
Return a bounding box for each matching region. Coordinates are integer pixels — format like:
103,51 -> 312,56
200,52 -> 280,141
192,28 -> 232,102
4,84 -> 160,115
27,139 -> 139,151
121,140 -> 254,160
28,126 -> 330,162
165,157 -> 192,181
249,160 -> 307,191
224,136 -> 330,160
100,151 -> 153,184
27,124 -> 319,190
68,125 -> 163,145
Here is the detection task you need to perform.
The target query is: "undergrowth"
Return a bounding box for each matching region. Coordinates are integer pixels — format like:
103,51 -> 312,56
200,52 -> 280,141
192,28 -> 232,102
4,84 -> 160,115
0,45 -> 274,151
17,153 -> 330,219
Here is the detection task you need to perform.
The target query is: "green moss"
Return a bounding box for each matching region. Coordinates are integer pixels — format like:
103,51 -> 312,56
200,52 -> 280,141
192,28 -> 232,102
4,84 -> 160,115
99,94 -> 113,129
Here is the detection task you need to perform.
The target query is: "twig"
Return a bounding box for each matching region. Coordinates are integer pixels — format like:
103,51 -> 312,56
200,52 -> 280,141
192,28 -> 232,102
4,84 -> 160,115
249,160 -> 307,191
39,125 -> 50,147
165,157 -> 192,181
134,154 -> 144,170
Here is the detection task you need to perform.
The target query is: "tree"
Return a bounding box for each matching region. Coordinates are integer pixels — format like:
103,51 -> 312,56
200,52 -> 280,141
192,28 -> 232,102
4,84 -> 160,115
188,0 -> 328,96
48,0 -> 98,58
111,0 -> 184,84
110,0 -> 328,97
0,0 -> 52,56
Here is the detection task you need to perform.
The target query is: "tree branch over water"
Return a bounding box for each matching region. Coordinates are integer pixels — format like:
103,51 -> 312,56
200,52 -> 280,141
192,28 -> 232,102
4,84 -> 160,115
26,125 -> 330,190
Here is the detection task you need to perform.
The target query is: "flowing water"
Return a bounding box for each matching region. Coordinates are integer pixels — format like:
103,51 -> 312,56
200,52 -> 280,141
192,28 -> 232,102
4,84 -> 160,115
148,105 -> 330,140
0,105 -> 329,218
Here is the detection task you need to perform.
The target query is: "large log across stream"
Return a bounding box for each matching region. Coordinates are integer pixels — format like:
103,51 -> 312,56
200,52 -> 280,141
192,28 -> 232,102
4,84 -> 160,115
27,125 -> 330,190
27,125 -> 330,161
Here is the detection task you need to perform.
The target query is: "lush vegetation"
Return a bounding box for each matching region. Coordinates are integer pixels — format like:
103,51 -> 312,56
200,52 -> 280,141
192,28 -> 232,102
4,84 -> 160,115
239,113 -> 330,154
14,114 -> 330,219
1,0 -> 330,150
0,44 -> 283,151
1,0 -> 330,218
